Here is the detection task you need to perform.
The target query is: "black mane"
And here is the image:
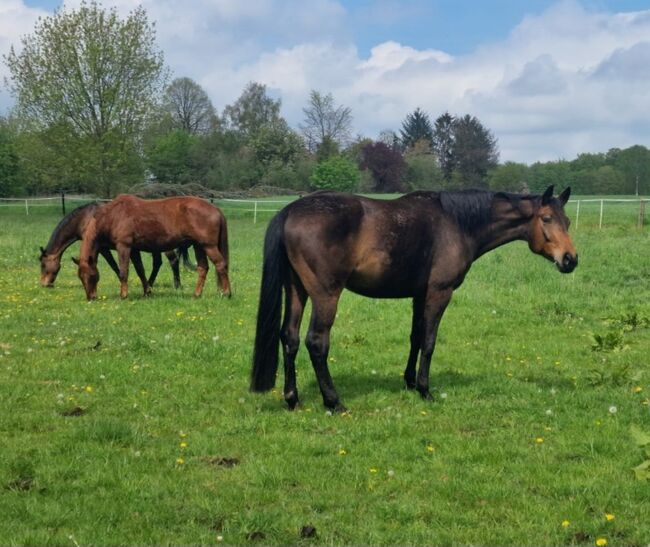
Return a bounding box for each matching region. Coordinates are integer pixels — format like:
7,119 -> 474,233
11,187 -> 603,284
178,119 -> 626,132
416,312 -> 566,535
44,202 -> 99,253
438,189 -> 495,233
438,189 -> 539,233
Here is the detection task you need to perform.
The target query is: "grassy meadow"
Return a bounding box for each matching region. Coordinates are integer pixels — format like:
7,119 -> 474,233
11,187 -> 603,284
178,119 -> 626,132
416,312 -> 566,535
0,198 -> 649,546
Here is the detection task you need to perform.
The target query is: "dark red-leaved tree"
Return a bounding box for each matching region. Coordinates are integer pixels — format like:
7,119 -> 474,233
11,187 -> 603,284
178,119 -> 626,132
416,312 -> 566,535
361,141 -> 406,192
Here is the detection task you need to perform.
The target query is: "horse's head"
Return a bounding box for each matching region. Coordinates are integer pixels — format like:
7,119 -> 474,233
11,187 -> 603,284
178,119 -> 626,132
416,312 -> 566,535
39,246 -> 60,287
528,186 -> 578,273
77,254 -> 99,300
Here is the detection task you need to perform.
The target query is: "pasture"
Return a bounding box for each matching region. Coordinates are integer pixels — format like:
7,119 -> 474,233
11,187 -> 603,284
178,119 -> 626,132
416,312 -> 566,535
1,200 -> 649,546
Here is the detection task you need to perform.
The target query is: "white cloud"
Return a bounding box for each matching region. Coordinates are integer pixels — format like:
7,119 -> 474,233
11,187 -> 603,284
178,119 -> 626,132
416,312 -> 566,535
1,0 -> 650,162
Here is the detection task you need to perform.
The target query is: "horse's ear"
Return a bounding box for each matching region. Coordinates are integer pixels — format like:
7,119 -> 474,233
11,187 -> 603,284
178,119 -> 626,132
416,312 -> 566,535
541,185 -> 554,205
71,256 -> 80,265
558,186 -> 571,206
40,246 -> 46,256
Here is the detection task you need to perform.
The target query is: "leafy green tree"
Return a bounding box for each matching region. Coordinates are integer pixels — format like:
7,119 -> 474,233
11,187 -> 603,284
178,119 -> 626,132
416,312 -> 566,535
222,82 -> 282,138
609,145 -> 650,195
300,90 -> 353,152
309,155 -> 359,191
315,135 -> 339,162
528,160 -> 574,194
432,112 -> 455,182
145,130 -> 198,184
404,149 -> 444,190
4,1 -> 166,196
162,77 -> 218,135
488,161 -> 529,192
400,108 -> 433,150
0,118 -> 21,196
451,114 -> 499,188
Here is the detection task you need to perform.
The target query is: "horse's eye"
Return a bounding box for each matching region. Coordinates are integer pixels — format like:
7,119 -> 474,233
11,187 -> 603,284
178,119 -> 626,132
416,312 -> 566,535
542,216 -> 552,223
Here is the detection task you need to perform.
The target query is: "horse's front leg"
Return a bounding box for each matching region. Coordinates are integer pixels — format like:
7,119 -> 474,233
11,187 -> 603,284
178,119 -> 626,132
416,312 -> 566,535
99,248 -> 121,279
130,250 -> 151,296
115,244 -> 132,299
415,287 -> 453,401
404,295 -> 424,390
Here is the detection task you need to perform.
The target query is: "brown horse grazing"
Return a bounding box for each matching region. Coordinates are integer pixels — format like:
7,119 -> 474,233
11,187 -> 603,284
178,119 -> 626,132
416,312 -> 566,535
77,195 -> 231,300
39,202 -> 191,289
251,185 -> 578,412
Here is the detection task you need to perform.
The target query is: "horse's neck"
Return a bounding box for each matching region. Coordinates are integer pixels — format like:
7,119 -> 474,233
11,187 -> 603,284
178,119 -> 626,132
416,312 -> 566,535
473,197 -> 533,258
47,218 -> 83,256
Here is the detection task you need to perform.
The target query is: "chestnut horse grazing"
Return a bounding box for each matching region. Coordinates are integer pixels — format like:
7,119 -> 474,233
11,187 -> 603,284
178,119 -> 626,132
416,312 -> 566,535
39,202 -> 191,289
251,186 -> 577,412
77,195 -> 231,300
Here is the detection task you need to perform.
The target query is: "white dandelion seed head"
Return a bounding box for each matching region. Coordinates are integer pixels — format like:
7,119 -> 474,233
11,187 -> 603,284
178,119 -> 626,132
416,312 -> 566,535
609,405 -> 618,414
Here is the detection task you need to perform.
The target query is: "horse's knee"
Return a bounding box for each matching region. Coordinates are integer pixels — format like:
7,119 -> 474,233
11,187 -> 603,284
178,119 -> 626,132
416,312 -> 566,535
305,331 -> 327,358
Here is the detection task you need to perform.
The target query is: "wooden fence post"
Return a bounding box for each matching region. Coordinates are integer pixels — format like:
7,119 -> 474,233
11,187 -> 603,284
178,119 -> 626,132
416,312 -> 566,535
639,199 -> 646,229
61,192 -> 66,216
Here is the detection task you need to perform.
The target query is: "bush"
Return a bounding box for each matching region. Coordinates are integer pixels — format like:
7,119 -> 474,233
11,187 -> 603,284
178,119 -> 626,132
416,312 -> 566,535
309,155 -> 360,192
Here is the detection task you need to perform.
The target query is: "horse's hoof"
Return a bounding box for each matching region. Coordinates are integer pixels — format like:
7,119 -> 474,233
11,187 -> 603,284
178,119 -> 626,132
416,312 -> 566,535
333,403 -> 348,414
404,379 -> 416,390
285,391 -> 299,410
418,389 -> 434,402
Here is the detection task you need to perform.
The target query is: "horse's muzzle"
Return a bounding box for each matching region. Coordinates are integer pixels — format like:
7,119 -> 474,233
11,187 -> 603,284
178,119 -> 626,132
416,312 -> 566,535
557,252 -> 578,273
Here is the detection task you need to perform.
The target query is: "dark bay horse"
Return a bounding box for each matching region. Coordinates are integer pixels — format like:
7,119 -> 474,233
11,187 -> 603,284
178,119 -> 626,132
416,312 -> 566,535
39,202 -> 192,289
251,185 -> 577,412
77,195 -> 231,300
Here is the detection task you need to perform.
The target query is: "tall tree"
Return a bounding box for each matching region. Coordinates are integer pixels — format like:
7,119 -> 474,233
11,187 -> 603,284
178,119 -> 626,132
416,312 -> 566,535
222,82 -> 282,138
162,77 -> 218,135
4,1 -> 166,196
361,141 -> 406,192
451,114 -> 499,188
300,90 -> 353,153
432,112 -> 455,182
400,107 -> 433,150
0,117 -> 20,196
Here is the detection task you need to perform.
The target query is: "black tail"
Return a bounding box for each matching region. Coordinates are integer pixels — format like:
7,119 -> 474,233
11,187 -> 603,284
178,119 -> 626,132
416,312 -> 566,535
251,211 -> 288,392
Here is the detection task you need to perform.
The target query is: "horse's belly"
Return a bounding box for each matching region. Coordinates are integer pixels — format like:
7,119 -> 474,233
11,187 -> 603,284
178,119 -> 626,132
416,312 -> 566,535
346,271 -> 420,299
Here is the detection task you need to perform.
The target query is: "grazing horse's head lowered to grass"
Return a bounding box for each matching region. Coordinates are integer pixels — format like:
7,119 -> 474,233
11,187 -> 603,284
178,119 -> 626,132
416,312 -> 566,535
250,185 -> 577,412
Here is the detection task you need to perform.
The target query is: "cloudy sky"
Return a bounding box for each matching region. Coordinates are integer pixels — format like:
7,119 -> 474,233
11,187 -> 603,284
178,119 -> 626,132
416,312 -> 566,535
1,0 -> 650,163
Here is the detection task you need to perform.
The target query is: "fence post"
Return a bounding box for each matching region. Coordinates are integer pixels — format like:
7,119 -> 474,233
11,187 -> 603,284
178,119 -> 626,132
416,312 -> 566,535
254,201 -> 258,224
639,199 -> 646,229
599,199 -> 604,229
575,200 -> 580,231
61,192 -> 66,216
25,199 -> 29,216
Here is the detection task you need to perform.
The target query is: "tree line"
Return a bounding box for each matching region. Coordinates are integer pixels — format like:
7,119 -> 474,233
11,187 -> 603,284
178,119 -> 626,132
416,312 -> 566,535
1,1 -> 648,198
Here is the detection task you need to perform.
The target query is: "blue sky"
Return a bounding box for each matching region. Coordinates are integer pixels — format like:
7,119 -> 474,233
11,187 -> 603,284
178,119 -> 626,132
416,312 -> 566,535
4,0 -> 650,162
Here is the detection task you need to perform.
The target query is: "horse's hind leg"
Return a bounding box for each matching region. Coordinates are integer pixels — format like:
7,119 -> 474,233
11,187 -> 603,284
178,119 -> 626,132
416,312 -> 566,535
305,292 -> 346,412
147,252 -> 163,288
130,250 -> 151,296
164,250 -> 181,289
193,246 -> 209,297
404,295 -> 424,390
280,272 -> 307,409
204,245 -> 231,298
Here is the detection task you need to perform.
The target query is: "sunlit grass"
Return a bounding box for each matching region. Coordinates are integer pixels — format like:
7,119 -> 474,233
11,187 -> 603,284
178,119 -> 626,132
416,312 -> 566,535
0,206 -> 649,546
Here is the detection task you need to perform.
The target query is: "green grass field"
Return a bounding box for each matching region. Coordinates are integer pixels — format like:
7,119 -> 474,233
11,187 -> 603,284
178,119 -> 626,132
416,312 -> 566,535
1,200 -> 649,546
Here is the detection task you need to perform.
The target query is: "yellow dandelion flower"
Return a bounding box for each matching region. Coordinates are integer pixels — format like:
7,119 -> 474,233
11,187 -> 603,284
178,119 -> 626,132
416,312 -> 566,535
85,386 -> 93,393
535,437 -> 544,444
426,444 -> 435,452
596,538 -> 607,546
338,449 -> 347,455
180,442 -> 188,449
175,457 -> 185,465
605,513 -> 615,521
369,468 -> 378,474
561,520 -> 570,528
420,410 -> 428,416
179,431 -> 187,438
633,386 -> 642,393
